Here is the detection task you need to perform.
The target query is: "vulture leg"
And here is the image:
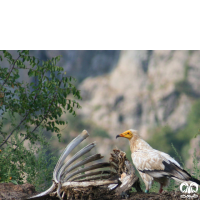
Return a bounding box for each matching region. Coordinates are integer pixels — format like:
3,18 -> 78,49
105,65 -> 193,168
159,184 -> 163,193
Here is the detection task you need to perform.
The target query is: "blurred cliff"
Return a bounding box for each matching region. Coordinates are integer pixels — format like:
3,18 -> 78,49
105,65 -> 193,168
7,50 -> 200,169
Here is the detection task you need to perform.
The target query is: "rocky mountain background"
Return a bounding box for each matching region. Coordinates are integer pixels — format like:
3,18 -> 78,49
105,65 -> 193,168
3,50 -> 200,170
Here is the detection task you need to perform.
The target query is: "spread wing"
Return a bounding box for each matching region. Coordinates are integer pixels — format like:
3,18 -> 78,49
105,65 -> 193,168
132,149 -> 191,181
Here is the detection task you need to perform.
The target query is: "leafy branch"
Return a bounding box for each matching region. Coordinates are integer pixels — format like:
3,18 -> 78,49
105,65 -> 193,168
0,50 -> 82,149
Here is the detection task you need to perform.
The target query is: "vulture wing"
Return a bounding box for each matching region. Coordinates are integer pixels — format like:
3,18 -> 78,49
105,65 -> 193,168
132,149 -> 193,182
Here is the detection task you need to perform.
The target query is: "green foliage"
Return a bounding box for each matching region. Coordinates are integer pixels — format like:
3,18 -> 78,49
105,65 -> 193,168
192,149 -> 200,181
176,100 -> 200,161
148,99 -> 200,164
24,136 -> 58,191
175,80 -> 193,96
0,129 -> 57,191
148,126 -> 177,159
0,50 -> 82,144
188,100 -> 200,127
0,50 -> 81,147
0,50 -> 82,185
171,143 -> 184,167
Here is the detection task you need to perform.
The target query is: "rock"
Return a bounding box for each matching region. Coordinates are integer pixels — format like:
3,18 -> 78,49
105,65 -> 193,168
0,183 -> 36,200
79,50 -> 193,141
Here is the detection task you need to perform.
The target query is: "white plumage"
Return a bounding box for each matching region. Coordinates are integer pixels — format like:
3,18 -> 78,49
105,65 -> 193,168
116,129 -> 200,193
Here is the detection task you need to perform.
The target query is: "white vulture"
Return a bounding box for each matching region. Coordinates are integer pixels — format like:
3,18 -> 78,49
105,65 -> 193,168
116,129 -> 200,193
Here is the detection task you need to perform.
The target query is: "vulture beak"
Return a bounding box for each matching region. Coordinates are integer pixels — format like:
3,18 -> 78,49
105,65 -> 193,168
116,133 -> 124,139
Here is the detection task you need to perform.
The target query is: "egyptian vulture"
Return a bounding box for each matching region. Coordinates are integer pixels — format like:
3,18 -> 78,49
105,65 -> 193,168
116,129 -> 200,193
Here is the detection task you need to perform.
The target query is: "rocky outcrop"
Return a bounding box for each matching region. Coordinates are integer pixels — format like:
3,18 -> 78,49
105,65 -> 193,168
79,51 -> 198,142
31,50 -> 120,82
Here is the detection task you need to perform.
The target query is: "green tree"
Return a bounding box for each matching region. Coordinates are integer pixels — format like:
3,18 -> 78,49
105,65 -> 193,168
0,50 -> 82,185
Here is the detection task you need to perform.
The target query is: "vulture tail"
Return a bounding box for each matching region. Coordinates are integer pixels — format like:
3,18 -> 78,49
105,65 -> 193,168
191,177 -> 200,185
